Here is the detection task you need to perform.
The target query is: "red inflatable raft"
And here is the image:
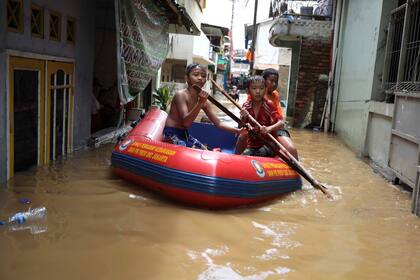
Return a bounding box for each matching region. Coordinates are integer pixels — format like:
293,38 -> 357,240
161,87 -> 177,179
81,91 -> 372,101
111,108 -> 302,208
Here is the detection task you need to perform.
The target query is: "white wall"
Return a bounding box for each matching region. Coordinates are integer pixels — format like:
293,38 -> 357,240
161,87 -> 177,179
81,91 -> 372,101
167,34 -> 194,63
256,21 -> 279,65
202,0 -> 232,28
333,0 -> 384,153
365,101 -> 393,169
168,30 -> 211,65
256,20 -> 291,66
193,32 -> 211,60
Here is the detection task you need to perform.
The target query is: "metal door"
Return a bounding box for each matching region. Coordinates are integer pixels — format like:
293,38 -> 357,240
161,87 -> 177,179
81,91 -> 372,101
8,56 -> 45,178
388,92 -> 420,188
46,61 -> 74,163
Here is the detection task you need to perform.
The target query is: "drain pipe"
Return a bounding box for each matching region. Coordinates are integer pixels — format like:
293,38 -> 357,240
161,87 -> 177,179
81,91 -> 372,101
249,0 -> 258,75
329,0 -> 345,133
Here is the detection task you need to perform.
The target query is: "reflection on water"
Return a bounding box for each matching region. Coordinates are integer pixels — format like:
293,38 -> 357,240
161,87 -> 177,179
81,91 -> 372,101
9,221 -> 47,235
1,101 -> 420,279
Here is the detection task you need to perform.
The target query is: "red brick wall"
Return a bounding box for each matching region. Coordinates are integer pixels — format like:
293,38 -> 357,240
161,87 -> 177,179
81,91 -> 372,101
294,38 -> 331,127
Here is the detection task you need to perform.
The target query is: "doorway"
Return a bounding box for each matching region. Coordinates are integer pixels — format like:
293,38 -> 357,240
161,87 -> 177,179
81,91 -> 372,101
46,61 -> 74,163
8,56 -> 74,179
8,57 -> 45,176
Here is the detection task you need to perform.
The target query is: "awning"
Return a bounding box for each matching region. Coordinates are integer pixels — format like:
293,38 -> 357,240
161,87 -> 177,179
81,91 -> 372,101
201,23 -> 230,37
193,55 -> 216,67
254,63 -> 279,70
159,0 -> 200,35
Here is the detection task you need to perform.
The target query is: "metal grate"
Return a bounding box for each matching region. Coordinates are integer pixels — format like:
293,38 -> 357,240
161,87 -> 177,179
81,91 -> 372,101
403,1 -> 420,82
383,0 -> 420,96
386,6 -> 406,83
386,81 -> 420,92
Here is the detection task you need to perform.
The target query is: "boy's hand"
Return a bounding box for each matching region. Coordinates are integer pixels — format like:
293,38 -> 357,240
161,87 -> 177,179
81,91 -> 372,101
239,126 -> 248,136
259,125 -> 270,135
240,109 -> 249,120
198,89 -> 209,105
192,84 -> 208,105
279,120 -> 285,129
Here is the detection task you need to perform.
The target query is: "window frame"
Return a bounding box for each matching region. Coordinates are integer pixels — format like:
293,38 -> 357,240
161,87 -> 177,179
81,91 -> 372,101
382,1 -> 420,95
48,10 -> 61,42
30,2 -> 44,38
7,0 -> 24,33
66,16 -> 76,44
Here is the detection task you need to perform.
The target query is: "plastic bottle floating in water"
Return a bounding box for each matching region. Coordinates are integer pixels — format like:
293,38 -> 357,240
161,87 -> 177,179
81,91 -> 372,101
8,206 -> 47,224
2,207 -> 48,234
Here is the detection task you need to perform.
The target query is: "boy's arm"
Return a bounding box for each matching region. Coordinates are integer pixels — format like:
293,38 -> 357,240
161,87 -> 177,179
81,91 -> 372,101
203,104 -> 243,134
174,91 -> 206,128
264,118 -> 284,133
260,101 -> 284,134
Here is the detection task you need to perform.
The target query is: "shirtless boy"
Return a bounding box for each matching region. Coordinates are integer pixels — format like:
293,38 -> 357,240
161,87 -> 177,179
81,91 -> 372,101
163,63 -> 246,148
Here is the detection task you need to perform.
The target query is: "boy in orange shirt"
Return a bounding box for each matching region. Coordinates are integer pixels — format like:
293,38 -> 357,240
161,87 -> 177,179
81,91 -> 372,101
262,68 -> 298,158
236,68 -> 298,159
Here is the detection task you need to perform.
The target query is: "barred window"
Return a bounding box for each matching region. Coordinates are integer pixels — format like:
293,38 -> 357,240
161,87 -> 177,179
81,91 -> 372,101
66,17 -> 76,44
383,1 -> 420,94
31,4 -> 43,38
49,11 -> 61,41
7,0 -> 23,33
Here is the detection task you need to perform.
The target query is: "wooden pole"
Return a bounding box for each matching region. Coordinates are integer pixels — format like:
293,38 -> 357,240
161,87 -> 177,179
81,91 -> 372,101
207,79 -> 333,198
249,0 -> 258,75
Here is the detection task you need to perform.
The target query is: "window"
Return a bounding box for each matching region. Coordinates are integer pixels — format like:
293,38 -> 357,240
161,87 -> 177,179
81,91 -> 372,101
66,17 -> 76,44
49,11 -> 61,41
31,3 -> 43,38
383,1 -> 420,95
7,0 -> 23,33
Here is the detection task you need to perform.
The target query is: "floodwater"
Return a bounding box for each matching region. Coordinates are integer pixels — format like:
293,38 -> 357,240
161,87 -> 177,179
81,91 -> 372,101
1,94 -> 420,280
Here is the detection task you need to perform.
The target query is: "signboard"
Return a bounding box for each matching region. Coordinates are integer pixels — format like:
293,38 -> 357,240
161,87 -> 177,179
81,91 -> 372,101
115,0 -> 169,104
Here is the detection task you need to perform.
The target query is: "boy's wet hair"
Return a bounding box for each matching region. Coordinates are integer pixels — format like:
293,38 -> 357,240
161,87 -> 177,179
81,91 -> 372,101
262,68 -> 279,79
246,75 -> 264,89
186,63 -> 206,75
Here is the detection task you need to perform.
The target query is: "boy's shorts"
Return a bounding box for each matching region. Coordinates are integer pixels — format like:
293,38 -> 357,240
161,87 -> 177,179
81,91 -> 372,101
277,129 -> 291,137
162,127 -> 207,149
242,145 -> 275,157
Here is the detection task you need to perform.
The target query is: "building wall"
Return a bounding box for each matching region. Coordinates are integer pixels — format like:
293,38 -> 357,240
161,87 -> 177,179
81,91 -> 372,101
201,0 -> 231,28
294,38 -> 331,127
0,51 -> 6,184
0,1 -> 6,184
168,34 -> 194,63
370,0 -> 399,101
193,32 -> 211,60
332,0 -> 384,153
0,0 -> 95,184
364,101 -> 393,169
183,0 -> 203,31
94,3 -> 117,91
286,42 -> 301,123
255,21 -> 281,66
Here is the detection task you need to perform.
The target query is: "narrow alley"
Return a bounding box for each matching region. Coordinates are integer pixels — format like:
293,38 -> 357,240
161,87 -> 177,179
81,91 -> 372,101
0,98 -> 419,279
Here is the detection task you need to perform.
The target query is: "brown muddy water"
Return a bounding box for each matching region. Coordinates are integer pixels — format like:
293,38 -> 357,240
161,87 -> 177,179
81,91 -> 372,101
1,96 -> 420,280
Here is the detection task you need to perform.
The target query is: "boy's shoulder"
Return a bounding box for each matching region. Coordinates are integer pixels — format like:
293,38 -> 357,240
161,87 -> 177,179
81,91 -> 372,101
174,88 -> 188,95
242,100 -> 252,109
263,98 -> 275,107
173,88 -> 188,99
272,90 -> 280,96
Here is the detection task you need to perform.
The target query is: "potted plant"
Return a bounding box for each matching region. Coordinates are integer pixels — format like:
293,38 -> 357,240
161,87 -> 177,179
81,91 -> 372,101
152,85 -> 174,112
